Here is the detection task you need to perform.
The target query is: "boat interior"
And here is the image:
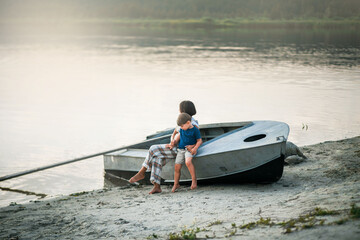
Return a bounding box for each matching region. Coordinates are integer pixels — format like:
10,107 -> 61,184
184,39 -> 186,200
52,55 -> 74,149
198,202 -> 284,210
198,122 -> 252,142
142,121 -> 253,148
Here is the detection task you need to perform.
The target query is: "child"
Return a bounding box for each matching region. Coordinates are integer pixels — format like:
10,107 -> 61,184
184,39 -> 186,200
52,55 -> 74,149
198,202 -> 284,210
129,100 -> 199,194
169,113 -> 202,192
170,100 -> 199,146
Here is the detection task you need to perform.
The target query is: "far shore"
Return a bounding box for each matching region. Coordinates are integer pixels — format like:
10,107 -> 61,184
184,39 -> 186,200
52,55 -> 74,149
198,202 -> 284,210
0,136 -> 359,239
1,18 -> 360,31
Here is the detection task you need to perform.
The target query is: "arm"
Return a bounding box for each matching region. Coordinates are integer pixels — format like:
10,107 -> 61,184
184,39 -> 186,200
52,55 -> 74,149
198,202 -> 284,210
167,129 -> 180,149
189,138 -> 202,155
170,129 -> 178,142
173,133 -> 180,145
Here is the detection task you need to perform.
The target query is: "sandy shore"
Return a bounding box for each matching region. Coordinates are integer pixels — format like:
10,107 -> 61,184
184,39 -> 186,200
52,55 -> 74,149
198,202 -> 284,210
1,136 -> 359,239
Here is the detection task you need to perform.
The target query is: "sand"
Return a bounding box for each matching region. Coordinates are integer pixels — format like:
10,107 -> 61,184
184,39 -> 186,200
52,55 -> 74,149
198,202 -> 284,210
1,136 -> 359,239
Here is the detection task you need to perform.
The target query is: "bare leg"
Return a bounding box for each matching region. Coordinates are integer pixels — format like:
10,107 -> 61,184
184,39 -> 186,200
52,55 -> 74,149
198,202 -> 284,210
129,166 -> 147,183
149,183 -> 162,194
172,164 -> 182,193
185,157 -> 197,190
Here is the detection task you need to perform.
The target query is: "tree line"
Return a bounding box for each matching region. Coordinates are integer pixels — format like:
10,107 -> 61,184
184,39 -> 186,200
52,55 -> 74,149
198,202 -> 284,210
1,0 -> 359,20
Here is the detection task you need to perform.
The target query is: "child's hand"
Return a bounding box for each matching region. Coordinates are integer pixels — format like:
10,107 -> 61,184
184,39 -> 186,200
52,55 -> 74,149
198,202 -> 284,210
186,144 -> 195,151
166,143 -> 174,149
190,147 -> 197,155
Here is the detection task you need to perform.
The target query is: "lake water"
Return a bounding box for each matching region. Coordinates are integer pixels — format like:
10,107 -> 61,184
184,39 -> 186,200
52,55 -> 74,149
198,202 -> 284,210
0,29 -> 359,206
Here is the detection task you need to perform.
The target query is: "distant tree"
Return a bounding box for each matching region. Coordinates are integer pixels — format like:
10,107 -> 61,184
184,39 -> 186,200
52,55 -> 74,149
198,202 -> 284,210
0,0 -> 359,20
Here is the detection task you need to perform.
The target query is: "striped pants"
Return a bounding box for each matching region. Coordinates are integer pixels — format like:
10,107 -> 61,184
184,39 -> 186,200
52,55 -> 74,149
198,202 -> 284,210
142,144 -> 177,185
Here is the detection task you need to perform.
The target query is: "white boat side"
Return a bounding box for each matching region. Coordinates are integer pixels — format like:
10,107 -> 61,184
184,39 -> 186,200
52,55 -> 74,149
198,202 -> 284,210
104,120 -> 290,183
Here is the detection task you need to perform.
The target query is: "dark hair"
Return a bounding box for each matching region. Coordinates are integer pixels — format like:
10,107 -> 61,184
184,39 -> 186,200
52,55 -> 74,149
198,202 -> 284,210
179,100 -> 196,116
177,113 -> 192,126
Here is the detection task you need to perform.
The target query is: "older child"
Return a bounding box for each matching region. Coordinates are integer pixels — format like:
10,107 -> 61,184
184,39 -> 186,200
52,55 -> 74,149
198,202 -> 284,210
129,101 -> 199,194
169,113 -> 202,192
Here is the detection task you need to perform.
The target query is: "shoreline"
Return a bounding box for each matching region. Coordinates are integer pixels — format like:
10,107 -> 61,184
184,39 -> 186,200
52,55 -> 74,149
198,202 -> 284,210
1,18 -> 360,31
1,136 -> 359,239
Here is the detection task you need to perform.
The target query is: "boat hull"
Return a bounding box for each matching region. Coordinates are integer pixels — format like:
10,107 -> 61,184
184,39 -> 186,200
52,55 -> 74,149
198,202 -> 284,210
104,142 -> 285,184
104,153 -> 284,185
103,121 -> 289,184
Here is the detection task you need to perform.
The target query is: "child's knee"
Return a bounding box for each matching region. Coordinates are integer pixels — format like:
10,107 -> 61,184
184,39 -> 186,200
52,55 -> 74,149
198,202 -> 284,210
185,158 -> 193,167
149,145 -> 157,152
174,164 -> 182,172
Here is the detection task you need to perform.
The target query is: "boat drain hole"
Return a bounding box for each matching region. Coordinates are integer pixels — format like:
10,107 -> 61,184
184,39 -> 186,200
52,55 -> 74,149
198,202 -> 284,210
244,134 -> 266,142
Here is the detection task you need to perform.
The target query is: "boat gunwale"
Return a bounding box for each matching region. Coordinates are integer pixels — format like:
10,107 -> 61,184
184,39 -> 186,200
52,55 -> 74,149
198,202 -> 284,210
145,121 -> 253,140
105,137 -> 285,158
104,121 -> 289,157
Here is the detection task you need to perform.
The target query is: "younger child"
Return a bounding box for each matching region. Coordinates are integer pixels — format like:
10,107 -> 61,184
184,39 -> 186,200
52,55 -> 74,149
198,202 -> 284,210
170,100 -> 199,146
169,113 -> 202,192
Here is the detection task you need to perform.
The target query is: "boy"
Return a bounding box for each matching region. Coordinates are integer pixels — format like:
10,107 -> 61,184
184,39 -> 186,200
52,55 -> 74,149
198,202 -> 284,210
168,113 -> 202,192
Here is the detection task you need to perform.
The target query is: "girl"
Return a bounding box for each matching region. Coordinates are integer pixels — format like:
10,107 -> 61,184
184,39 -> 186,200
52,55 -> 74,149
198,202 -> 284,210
129,100 -> 199,194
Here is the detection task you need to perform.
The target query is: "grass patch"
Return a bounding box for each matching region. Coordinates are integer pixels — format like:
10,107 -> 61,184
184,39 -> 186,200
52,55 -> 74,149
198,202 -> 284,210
147,233 -> 158,239
310,207 -> 338,217
69,191 -> 88,197
240,217 -> 275,230
225,228 -> 237,238
166,205 -> 358,238
333,218 -> 349,225
239,206 -> 357,235
350,204 -> 360,219
278,209 -> 327,233
240,221 -> 256,230
207,220 -> 223,227
168,227 -> 201,240
301,220 -> 316,229
58,198 -> 70,201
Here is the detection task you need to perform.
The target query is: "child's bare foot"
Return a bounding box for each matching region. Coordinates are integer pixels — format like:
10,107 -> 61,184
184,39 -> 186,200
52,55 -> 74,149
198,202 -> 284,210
171,184 -> 180,193
149,184 -> 162,194
191,181 -> 197,190
129,172 -> 145,183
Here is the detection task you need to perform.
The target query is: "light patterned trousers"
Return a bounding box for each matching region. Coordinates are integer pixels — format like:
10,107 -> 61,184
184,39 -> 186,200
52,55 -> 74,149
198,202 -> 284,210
142,144 -> 177,185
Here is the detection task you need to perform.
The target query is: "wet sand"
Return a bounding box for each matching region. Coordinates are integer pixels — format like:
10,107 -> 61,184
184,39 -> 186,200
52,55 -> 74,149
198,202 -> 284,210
1,136 -> 359,239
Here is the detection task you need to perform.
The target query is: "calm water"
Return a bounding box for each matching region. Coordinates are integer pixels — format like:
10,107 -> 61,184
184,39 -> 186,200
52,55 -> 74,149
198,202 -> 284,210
0,29 -> 359,206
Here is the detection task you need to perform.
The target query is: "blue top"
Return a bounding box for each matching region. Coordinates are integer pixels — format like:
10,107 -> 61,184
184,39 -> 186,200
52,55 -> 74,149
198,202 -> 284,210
178,126 -> 202,149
